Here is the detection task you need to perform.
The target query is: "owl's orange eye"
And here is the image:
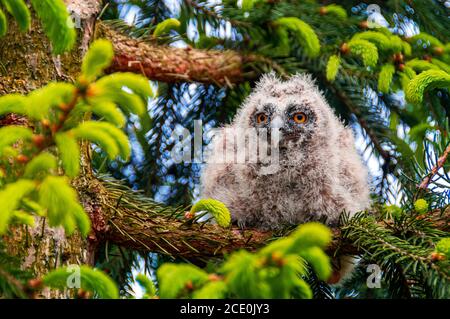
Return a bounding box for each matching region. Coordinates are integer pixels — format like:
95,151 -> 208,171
293,112 -> 307,124
256,113 -> 268,124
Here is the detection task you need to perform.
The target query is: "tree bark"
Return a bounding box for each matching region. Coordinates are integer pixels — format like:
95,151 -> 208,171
0,0 -> 102,298
97,22 -> 246,86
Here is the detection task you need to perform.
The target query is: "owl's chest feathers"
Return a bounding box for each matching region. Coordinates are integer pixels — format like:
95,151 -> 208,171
236,147 -> 341,211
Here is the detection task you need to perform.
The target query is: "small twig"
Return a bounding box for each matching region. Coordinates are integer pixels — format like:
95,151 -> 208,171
418,143 -> 450,190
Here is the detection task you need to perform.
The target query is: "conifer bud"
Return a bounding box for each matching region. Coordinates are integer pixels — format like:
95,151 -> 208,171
319,7 -> 327,15
414,199 -> 428,214
433,47 -> 444,55
28,278 -> 43,289
208,274 -> 222,282
184,211 -> 194,219
77,289 -> 92,299
185,280 -> 194,290
359,20 -> 369,29
17,154 -> 29,164
32,134 -> 45,148
430,252 -> 445,261
340,42 -> 350,54
393,53 -> 404,64
41,119 -> 51,128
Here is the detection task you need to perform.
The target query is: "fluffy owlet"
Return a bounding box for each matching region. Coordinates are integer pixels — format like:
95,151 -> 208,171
201,73 -> 370,230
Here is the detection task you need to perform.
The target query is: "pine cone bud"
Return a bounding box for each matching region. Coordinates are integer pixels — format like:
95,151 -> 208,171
32,135 -> 45,148
184,211 -> 194,219
59,103 -> 71,112
393,53 -> 404,64
319,7 -> 328,15
77,289 -> 92,299
359,20 -> 369,29
271,251 -> 285,266
41,119 -> 51,128
185,280 -> 194,290
431,252 -> 445,262
28,278 -> 43,289
340,43 -> 350,54
208,274 -> 222,282
17,154 -> 30,164
433,47 -> 444,55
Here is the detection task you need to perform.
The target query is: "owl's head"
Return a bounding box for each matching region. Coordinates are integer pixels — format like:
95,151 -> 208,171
234,73 -> 334,147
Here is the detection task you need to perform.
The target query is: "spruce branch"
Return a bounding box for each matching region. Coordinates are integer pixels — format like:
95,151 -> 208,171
184,0 -> 250,28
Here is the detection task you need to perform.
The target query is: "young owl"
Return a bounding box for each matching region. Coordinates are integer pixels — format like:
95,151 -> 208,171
201,73 -> 370,230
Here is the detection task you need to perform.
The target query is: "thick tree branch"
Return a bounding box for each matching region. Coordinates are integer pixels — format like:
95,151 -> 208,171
76,176 -> 449,261
79,177 -> 359,260
97,22 -> 246,86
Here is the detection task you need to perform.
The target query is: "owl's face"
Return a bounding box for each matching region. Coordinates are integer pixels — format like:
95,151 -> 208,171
234,73 -> 330,148
250,99 -> 318,145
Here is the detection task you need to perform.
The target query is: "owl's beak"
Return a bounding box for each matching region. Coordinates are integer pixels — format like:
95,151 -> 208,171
270,115 -> 284,129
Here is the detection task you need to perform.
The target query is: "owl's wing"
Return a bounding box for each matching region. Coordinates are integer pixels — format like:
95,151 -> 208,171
201,127 -> 239,204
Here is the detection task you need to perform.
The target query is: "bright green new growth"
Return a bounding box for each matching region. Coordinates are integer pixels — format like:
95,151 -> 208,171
135,273 -> 157,298
1,0 -> 30,32
299,246 -> 331,280
272,26 -> 290,56
410,32 -> 444,49
91,101 -> 126,128
29,0 -> 76,54
0,179 -> 35,234
0,126 -> 33,155
153,222 -> 331,299
55,133 -> 81,178
290,222 -> 332,250
241,0 -> 265,11
378,64 -> 396,94
274,17 -> 320,58
71,121 -> 131,161
406,70 -> 450,104
435,238 -> 450,258
347,39 -> 379,67
431,59 -> 450,74
0,94 -> 28,118
193,281 -> 228,299
23,153 -> 57,179
0,9 -> 7,37
11,210 -> 35,227
414,199 -> 429,214
82,40 -> 115,82
157,264 -> 209,298
352,31 -> 392,52
323,4 -> 347,19
27,83 -> 75,120
38,176 -> 91,237
94,72 -> 155,113
383,204 -> 404,219
326,55 -> 341,81
406,59 -> 440,73
43,265 -> 119,299
153,18 -> 181,37
190,198 -> 231,228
